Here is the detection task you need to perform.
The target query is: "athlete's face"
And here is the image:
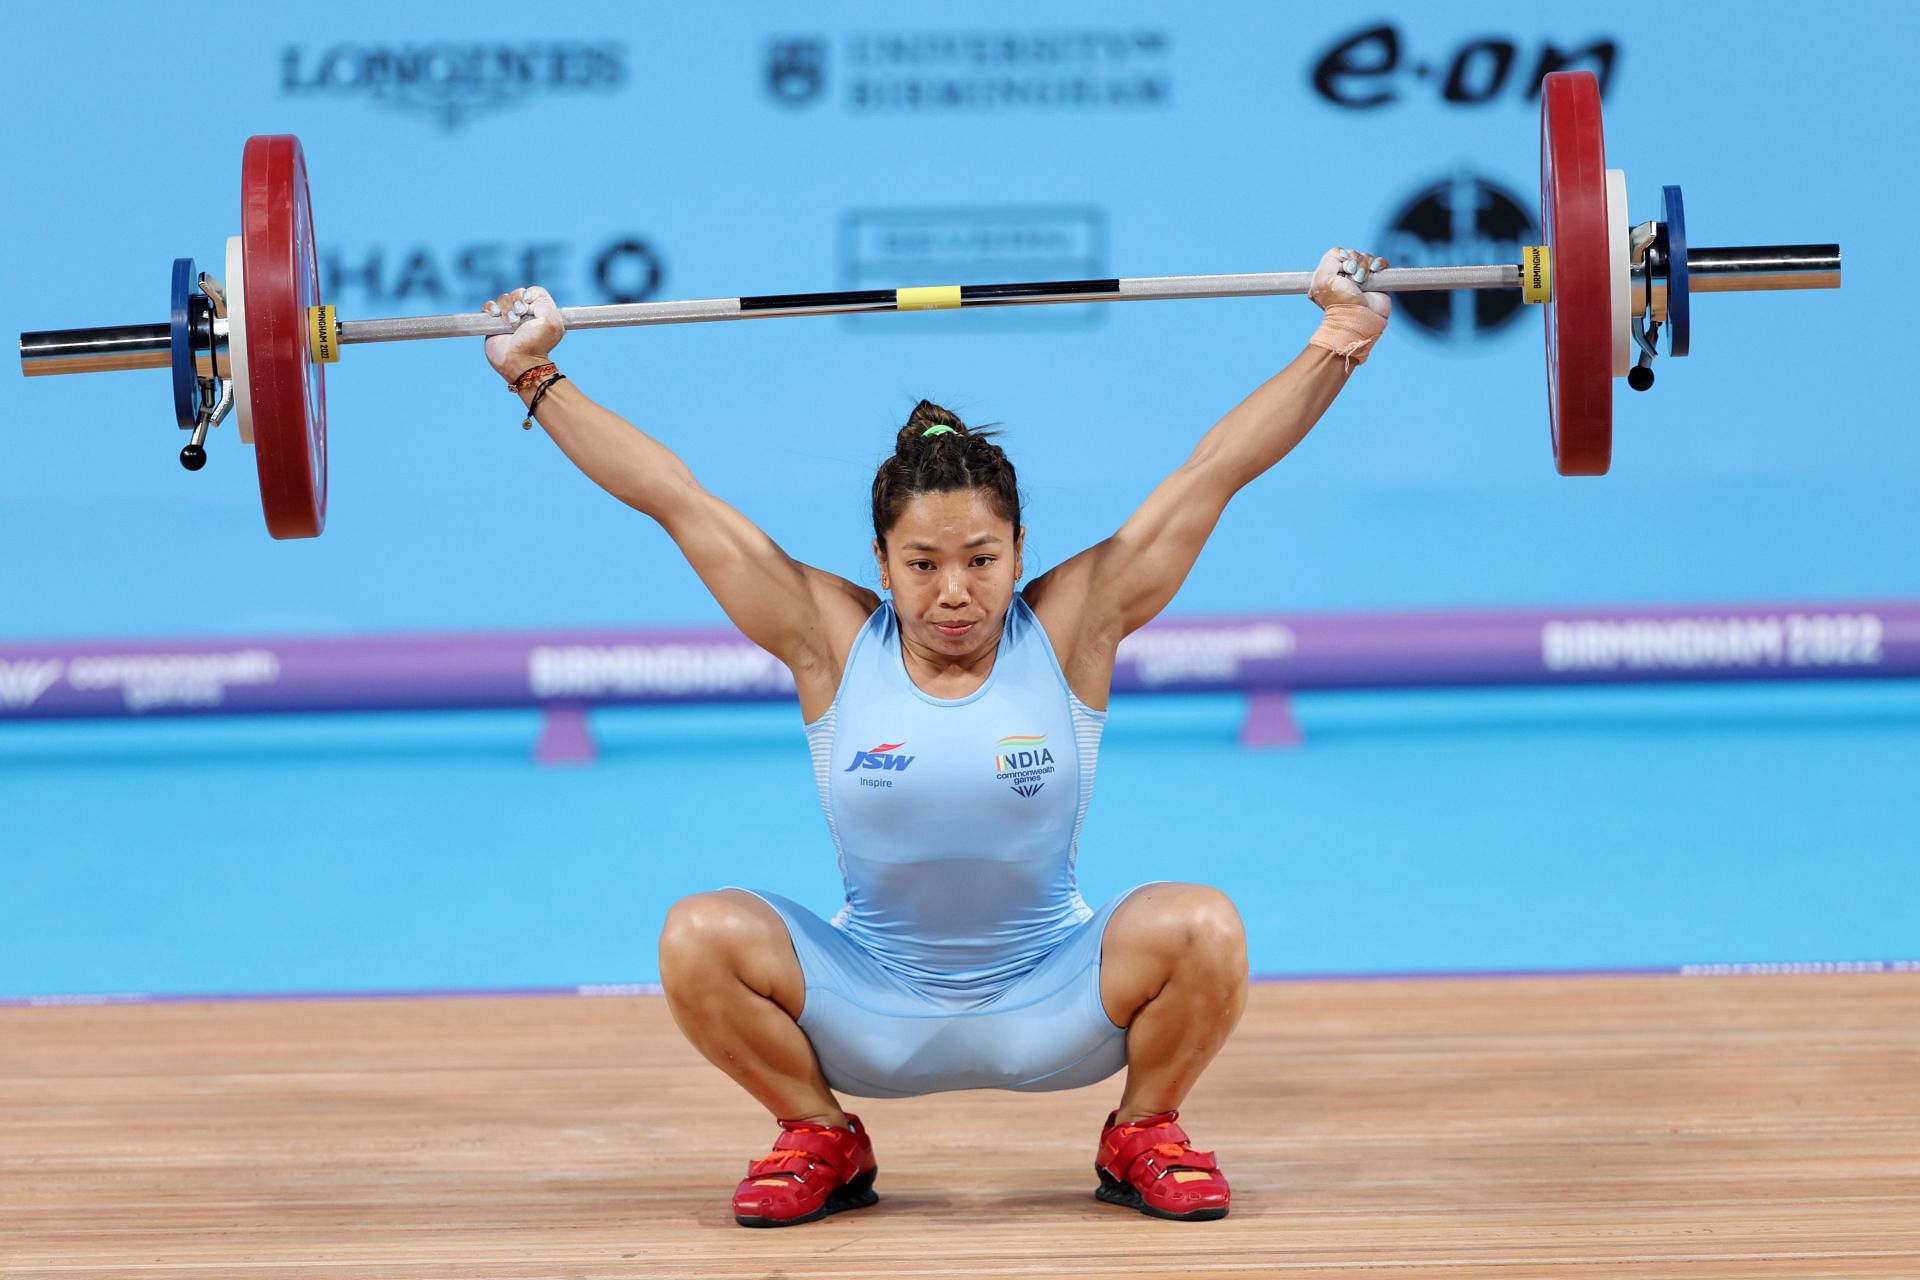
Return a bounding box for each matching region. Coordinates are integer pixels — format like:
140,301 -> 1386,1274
875,489 -> 1024,659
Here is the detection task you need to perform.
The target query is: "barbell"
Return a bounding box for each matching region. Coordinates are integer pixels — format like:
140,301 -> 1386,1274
18,72 -> 1840,540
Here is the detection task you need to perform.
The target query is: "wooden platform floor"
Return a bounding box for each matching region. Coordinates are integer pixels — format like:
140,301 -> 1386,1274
4,974 -> 1918,1279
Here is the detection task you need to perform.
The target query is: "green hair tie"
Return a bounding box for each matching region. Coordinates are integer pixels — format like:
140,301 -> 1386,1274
920,424 -> 959,438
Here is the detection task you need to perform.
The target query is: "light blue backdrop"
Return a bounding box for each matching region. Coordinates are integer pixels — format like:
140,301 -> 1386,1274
2,2 -> 1915,996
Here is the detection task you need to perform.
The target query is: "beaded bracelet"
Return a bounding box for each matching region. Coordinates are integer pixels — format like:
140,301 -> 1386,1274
522,373 -> 568,430
509,361 -> 558,393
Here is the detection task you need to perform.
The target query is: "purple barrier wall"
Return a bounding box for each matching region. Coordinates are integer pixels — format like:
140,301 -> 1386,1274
5,602 -> 1915,731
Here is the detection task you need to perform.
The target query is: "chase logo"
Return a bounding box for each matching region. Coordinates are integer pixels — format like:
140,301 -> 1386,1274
323,236 -> 666,310
845,741 -> 916,772
995,733 -> 1056,797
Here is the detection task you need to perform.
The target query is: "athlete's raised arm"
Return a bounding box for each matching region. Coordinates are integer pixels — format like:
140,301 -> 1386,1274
1025,247 -> 1390,702
482,287 -> 877,718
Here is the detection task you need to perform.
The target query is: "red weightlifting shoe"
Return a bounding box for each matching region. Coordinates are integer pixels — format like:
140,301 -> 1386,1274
732,1114 -> 879,1228
1094,1109 -> 1231,1221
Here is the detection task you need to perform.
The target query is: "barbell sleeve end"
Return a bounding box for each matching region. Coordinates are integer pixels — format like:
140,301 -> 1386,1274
1685,244 -> 1841,293
20,324 -> 173,377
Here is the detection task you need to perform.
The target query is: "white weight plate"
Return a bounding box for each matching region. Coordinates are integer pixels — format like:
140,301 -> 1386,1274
225,235 -> 254,445
1605,168 -> 1630,377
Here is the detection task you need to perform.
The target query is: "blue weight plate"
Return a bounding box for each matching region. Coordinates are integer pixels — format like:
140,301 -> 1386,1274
1664,184 -> 1689,357
170,257 -> 198,430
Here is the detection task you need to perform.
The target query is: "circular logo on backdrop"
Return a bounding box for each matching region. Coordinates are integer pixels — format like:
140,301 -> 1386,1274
1377,173 -> 1538,343
767,38 -> 828,106
593,239 -> 665,304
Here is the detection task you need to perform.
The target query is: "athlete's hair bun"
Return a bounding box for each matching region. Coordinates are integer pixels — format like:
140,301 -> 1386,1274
872,399 -> 1022,548
895,399 -> 971,454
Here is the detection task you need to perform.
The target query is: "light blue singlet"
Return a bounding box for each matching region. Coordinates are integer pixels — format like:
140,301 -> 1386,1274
732,596 -> 1158,1099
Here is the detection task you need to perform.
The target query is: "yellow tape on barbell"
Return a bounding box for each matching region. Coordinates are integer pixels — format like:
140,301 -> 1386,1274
1521,245 -> 1552,304
307,305 -> 341,363
896,285 -> 962,311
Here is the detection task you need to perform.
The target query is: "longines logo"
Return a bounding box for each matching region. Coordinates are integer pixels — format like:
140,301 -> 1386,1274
281,42 -> 627,129
321,237 -> 665,309
1377,173 -> 1537,343
768,30 -> 1170,111
840,207 -> 1108,332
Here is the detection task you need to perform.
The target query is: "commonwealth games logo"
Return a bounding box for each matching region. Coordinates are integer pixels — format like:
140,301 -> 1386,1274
994,733 -> 1048,771
995,733 -> 1056,798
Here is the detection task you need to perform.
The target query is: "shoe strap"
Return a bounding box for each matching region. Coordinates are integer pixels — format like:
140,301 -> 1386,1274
1103,1114 -> 1220,1183
746,1121 -> 863,1183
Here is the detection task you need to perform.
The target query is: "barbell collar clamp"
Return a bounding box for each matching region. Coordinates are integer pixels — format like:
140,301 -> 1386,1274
179,379 -> 231,471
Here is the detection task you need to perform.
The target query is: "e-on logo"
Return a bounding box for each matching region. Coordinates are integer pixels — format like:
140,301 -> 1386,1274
995,734 -> 1056,798
845,742 -> 915,772
1310,25 -> 1617,108
1377,172 -> 1537,342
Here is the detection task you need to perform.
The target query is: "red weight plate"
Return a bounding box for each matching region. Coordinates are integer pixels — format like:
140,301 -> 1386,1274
1540,71 -> 1611,476
241,135 -> 328,538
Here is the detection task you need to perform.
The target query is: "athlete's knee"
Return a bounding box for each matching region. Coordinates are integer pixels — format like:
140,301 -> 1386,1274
1129,883 -> 1247,974
658,890 -> 789,992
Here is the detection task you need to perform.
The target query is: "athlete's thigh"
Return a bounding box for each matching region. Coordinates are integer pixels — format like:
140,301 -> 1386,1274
716,888 -> 922,1030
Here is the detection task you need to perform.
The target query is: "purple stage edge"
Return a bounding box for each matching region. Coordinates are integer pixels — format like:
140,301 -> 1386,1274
3,598 -> 1915,724
6,961 -> 1915,1008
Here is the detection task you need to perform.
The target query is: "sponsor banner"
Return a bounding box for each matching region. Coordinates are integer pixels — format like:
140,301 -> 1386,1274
840,207 -> 1107,332
323,237 -> 666,312
0,631 -> 790,720
1309,24 -> 1618,109
1679,960 -> 1920,977
0,649 -> 282,716
1118,606 -> 1912,691
279,41 -> 628,129
767,29 -> 1171,112
3,604 -> 1915,721
528,641 -> 792,699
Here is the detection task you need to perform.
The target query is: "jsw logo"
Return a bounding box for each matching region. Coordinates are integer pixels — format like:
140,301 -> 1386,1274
845,741 -> 915,772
